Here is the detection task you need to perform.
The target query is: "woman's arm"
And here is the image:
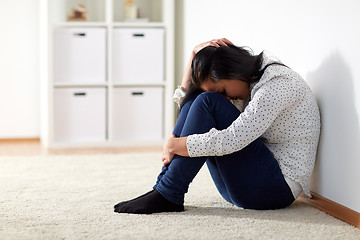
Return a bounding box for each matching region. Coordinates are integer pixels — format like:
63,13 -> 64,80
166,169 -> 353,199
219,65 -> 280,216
162,38 -> 234,166
186,76 -> 301,158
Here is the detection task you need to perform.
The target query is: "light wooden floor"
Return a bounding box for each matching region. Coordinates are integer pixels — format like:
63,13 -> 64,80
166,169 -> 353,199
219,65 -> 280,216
0,138 -> 162,156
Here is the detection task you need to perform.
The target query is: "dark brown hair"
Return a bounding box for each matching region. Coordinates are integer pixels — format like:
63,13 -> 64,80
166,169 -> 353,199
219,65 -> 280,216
181,45 -> 285,107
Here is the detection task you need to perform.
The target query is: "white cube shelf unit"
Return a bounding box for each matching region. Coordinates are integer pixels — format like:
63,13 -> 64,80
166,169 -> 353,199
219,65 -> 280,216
39,0 -> 175,148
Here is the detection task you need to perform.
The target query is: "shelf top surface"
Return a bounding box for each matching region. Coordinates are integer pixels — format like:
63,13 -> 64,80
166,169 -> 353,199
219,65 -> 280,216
53,21 -> 166,28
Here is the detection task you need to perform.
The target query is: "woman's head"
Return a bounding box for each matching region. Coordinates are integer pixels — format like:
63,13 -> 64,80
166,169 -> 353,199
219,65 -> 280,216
181,44 -> 283,107
187,45 -> 264,101
191,45 -> 264,86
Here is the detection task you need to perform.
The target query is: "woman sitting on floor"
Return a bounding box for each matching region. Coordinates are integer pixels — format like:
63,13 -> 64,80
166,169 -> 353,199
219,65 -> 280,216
114,38 -> 321,214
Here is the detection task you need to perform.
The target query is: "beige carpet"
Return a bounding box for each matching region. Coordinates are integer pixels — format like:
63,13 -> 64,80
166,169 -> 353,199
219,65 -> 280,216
0,153 -> 359,240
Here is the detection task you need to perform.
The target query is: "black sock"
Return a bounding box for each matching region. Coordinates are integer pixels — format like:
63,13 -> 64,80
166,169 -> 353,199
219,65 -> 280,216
114,189 -> 184,214
113,190 -> 155,209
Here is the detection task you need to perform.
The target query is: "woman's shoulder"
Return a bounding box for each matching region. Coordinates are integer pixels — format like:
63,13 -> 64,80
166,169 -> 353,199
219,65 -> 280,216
251,60 -> 308,100
252,64 -> 292,91
257,54 -> 304,86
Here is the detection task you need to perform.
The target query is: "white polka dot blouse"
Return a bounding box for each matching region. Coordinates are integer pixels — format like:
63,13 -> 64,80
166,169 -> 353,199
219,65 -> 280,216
183,56 -> 321,197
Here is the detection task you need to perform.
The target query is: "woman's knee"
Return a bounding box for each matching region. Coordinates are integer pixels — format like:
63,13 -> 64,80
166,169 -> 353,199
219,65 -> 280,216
192,92 -> 227,111
196,91 -> 224,102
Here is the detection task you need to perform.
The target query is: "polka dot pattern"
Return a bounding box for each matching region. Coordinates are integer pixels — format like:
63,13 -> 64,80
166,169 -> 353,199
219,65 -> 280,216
186,57 -> 321,197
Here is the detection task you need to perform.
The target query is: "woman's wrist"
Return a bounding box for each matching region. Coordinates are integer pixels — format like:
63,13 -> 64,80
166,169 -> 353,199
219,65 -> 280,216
172,137 -> 189,157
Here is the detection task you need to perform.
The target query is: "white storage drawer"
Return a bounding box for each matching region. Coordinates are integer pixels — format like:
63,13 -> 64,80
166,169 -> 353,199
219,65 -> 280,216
112,28 -> 164,83
54,28 -> 106,83
113,87 -> 163,141
54,88 -> 107,143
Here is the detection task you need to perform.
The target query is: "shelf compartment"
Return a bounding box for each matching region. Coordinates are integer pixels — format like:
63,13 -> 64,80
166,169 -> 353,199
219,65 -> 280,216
112,27 -> 164,84
54,27 -> 106,83
113,0 -> 163,22
54,87 -> 107,143
49,0 -> 106,23
112,87 -> 163,141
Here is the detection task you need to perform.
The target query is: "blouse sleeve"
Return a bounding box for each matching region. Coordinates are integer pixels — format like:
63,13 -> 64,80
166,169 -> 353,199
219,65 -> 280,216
186,77 -> 300,157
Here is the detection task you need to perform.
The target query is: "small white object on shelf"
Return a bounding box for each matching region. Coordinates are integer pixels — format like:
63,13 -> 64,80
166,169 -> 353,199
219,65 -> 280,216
67,4 -> 88,21
123,0 -> 138,20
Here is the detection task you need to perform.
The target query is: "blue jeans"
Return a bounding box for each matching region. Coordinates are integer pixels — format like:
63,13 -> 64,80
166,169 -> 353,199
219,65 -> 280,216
154,92 -> 295,210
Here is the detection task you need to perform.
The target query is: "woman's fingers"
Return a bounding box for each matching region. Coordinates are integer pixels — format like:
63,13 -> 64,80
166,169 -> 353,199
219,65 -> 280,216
162,152 -> 175,166
161,154 -> 171,167
221,38 -> 234,46
194,38 -> 234,54
161,154 -> 167,166
212,38 -> 233,47
162,159 -> 169,167
162,151 -> 175,166
211,39 -> 225,46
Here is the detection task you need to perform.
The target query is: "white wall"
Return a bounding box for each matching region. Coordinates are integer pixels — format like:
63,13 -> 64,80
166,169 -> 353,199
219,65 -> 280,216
0,0 -> 39,138
178,0 -> 360,212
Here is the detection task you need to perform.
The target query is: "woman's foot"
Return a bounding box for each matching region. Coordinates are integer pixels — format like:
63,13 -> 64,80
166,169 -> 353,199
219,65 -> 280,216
114,189 -> 184,214
113,190 -> 155,209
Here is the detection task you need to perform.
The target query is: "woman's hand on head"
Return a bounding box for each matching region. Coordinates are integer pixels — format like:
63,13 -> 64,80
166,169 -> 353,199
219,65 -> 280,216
193,38 -> 233,55
181,38 -> 233,92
